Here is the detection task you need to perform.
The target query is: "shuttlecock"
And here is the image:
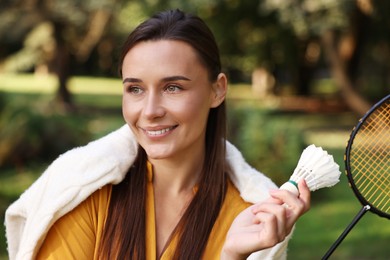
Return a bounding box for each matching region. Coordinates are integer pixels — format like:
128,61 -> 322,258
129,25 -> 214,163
280,144 -> 341,196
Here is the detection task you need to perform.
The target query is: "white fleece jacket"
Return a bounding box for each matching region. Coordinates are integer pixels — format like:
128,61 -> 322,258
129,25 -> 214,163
5,124 -> 291,260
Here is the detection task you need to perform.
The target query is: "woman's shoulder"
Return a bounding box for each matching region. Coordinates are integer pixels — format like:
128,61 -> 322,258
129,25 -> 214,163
35,184 -> 113,260
86,184 -> 113,213
87,184 -> 112,205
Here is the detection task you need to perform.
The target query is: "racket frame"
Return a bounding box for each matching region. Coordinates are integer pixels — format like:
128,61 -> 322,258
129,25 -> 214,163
345,94 -> 390,219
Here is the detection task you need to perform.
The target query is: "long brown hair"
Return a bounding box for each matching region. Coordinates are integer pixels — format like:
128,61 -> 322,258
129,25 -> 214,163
98,9 -> 228,259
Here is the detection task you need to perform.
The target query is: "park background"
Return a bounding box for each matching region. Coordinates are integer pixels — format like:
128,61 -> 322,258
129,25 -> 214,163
0,0 -> 389,259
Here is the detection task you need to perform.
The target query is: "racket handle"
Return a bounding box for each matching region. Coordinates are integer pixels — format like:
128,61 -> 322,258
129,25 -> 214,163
322,205 -> 370,260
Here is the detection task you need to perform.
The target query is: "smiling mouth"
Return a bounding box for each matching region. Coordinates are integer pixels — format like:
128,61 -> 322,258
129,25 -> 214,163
145,126 -> 177,136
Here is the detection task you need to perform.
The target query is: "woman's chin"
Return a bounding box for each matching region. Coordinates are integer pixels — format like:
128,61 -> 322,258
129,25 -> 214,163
143,147 -> 173,160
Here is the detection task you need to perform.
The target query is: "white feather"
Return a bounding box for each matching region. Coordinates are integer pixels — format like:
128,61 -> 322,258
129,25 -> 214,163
280,144 -> 341,195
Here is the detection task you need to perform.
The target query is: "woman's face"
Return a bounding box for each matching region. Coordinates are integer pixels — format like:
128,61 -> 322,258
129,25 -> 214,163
121,40 -> 226,162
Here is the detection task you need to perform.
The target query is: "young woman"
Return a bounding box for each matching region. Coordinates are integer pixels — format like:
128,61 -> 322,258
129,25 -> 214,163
5,9 -> 310,260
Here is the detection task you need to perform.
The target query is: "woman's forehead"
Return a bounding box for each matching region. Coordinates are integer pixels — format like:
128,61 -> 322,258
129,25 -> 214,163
122,40 -> 207,78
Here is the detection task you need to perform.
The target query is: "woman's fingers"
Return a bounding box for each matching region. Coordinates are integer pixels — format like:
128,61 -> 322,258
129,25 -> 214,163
222,182 -> 312,259
252,179 -> 311,233
222,205 -> 283,258
252,204 -> 287,243
224,208 -> 288,256
298,179 -> 311,213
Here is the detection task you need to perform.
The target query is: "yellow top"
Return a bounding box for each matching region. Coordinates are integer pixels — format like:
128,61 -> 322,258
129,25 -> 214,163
37,164 -> 251,259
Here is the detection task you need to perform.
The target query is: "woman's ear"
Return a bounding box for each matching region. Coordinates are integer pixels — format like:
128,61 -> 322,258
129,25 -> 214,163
210,73 -> 227,108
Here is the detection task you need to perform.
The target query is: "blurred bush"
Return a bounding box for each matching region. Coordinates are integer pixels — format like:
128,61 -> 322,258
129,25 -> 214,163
0,100 -> 91,168
228,106 -> 305,185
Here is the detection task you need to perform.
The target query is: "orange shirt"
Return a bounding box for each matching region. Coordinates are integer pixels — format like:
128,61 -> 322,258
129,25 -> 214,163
37,164 -> 251,259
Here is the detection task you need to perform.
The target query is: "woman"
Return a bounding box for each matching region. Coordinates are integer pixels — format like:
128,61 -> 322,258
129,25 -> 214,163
5,9 -> 310,260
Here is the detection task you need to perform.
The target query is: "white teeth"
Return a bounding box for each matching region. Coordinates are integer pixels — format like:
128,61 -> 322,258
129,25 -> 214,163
146,127 -> 174,136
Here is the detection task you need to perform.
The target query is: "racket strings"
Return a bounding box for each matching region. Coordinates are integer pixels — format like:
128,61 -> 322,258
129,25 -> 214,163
352,152 -> 389,211
349,101 -> 390,214
351,148 -> 389,211
352,118 -> 389,208
351,108 -> 389,180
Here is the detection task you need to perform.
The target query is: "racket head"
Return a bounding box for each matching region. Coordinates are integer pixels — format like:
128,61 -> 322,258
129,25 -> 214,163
345,94 -> 390,219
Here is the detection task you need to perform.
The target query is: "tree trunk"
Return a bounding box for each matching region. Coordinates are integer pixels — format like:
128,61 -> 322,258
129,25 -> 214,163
76,9 -> 111,62
321,30 -> 371,116
52,22 -> 73,110
55,44 -> 72,105
295,40 -> 318,96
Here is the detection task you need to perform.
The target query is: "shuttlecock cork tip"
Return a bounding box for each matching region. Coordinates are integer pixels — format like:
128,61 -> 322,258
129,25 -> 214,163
280,144 -> 341,194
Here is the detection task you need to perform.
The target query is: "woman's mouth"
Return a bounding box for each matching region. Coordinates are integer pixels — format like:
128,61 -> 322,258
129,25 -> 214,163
144,126 -> 177,136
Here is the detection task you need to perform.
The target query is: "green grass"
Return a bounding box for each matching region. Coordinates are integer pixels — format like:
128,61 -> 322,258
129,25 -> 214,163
1,73 -> 389,259
0,73 -> 122,95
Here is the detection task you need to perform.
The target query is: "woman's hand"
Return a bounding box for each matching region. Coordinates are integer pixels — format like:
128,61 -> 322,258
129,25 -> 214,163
221,180 -> 311,260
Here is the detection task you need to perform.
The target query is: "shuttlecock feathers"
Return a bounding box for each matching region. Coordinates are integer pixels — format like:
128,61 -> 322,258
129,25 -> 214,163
280,144 -> 341,195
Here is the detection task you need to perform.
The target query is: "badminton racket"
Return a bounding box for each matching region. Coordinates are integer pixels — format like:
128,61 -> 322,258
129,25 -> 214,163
322,94 -> 390,259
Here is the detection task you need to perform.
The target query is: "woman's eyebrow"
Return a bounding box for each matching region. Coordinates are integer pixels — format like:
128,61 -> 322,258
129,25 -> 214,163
123,77 -> 142,84
123,76 -> 191,84
161,76 -> 191,82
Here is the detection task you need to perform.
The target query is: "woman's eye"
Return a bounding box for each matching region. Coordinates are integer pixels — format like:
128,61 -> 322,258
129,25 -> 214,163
127,86 -> 143,95
165,84 -> 181,93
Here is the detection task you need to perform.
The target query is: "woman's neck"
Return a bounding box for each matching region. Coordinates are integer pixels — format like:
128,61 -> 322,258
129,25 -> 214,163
149,155 -> 203,194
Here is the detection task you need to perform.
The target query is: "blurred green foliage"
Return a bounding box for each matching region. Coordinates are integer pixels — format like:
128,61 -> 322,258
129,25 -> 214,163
228,107 -> 304,185
0,95 -> 91,168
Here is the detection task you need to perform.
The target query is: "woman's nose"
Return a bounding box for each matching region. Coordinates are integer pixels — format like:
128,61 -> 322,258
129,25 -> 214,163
143,92 -> 165,119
